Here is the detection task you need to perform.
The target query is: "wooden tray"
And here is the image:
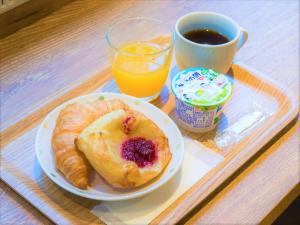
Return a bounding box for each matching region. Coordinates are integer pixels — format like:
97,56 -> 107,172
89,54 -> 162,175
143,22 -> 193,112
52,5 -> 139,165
1,62 -> 298,224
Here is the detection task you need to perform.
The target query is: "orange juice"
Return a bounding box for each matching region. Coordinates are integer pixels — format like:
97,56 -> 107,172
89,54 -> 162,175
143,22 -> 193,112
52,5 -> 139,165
111,42 -> 172,98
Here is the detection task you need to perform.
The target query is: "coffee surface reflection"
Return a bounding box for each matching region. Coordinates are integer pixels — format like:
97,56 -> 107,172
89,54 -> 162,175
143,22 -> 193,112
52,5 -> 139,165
183,29 -> 229,45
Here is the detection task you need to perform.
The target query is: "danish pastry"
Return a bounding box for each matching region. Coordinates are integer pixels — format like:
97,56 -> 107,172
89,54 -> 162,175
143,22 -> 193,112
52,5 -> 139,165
76,109 -> 172,188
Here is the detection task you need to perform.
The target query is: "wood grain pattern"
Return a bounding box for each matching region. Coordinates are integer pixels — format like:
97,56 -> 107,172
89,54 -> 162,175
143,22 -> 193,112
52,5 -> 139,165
3,0 -> 298,132
186,121 -> 300,225
0,68 -> 112,148
0,0 -> 299,224
0,0 -> 73,38
0,181 -> 53,225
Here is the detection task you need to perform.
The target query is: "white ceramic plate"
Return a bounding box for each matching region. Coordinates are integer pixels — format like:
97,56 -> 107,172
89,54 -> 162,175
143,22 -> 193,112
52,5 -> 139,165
35,93 -> 184,201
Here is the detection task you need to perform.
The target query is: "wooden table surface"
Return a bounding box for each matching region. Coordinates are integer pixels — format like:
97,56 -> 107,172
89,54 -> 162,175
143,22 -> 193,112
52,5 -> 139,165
0,0 -> 299,224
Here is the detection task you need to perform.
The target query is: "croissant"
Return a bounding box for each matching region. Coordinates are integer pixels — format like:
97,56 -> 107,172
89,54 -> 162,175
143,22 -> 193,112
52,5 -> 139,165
51,98 -> 128,189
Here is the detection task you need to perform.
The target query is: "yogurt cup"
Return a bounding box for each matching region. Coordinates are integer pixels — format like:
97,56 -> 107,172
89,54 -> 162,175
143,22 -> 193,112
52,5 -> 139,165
171,67 -> 232,132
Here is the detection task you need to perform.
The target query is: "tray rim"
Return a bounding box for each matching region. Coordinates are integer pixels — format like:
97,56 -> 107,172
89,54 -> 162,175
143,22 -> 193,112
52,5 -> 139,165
150,61 -> 299,224
1,62 -> 299,225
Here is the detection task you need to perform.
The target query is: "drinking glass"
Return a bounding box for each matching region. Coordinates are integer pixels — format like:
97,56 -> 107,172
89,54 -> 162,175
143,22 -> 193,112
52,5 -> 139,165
106,17 -> 173,101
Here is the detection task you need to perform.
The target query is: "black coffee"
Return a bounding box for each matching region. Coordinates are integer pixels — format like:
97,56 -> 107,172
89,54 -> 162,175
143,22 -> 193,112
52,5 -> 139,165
183,29 -> 229,45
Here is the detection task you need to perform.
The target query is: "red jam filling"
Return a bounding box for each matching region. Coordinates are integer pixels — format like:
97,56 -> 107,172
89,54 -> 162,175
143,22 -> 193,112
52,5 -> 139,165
121,137 -> 157,168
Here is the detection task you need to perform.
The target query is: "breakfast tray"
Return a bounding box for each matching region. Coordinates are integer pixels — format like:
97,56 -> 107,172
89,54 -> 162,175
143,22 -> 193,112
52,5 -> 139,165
1,62 -> 298,224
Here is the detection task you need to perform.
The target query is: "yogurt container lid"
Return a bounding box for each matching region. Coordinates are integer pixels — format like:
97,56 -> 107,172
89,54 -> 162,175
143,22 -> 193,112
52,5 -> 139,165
171,68 -> 232,106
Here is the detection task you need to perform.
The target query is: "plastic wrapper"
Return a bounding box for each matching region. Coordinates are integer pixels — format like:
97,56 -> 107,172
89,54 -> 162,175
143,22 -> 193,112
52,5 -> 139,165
214,102 -> 273,149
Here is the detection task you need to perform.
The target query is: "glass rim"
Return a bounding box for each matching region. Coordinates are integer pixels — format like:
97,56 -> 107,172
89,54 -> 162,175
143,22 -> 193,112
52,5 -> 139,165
105,17 -> 174,57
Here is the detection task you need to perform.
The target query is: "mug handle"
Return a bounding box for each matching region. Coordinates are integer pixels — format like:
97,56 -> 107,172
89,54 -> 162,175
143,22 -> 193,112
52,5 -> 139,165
237,27 -> 248,50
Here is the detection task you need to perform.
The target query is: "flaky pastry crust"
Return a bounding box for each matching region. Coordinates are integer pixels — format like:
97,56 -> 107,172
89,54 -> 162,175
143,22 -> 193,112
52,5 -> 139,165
51,99 -> 128,189
76,109 -> 172,188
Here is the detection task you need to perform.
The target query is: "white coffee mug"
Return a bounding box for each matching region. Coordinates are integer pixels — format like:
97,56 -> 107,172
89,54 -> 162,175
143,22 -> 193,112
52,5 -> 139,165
174,12 -> 248,73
